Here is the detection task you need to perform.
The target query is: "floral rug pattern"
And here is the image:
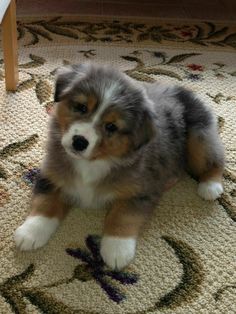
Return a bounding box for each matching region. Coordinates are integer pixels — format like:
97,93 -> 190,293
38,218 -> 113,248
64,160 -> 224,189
0,16 -> 236,314
16,17 -> 236,49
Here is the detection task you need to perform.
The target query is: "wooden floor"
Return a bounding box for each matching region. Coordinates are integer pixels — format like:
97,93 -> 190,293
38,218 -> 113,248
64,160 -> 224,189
16,0 -> 236,20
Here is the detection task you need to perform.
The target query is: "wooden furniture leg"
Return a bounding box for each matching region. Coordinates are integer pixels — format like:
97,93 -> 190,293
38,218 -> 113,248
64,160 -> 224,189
2,0 -> 18,91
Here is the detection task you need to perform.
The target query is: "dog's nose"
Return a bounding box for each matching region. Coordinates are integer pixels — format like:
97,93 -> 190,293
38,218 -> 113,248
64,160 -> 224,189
72,135 -> 89,152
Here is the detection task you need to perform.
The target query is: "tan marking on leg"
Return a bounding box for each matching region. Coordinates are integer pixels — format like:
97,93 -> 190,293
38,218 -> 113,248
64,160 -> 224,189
187,132 -> 224,183
30,191 -> 70,220
200,167 -> 223,183
104,200 -> 148,238
187,134 -> 207,176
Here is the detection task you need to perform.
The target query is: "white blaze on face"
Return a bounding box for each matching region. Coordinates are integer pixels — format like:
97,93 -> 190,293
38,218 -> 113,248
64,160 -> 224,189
61,82 -> 119,159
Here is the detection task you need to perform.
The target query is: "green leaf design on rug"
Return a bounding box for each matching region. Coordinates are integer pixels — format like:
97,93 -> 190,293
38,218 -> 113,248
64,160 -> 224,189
41,23 -> 79,39
36,80 -> 52,104
25,25 -> 53,41
28,54 -> 46,64
78,49 -> 96,58
166,53 -> 201,64
150,33 -> 162,42
122,52 -> 184,82
217,116 -> 225,133
0,165 -> 8,179
17,78 -> 36,92
223,33 -> 236,44
195,25 -> 205,39
206,27 -> 228,40
15,17 -> 236,49
125,70 -> 155,82
189,39 -> 207,46
23,290 -> 76,314
121,55 -> 144,67
220,169 -> 236,221
139,68 -> 182,81
214,284 -> 236,302
162,32 -> 180,40
207,92 -> 224,104
155,237 -> 203,309
205,22 -> 216,35
0,265 -> 80,314
0,134 -> 39,159
0,264 -> 35,314
218,194 -> 236,222
17,25 -> 26,40
29,32 -> 40,45
137,32 -> 150,41
63,59 -> 71,65
153,51 -> 167,63
213,62 -> 225,68
19,54 -> 45,68
12,17 -> 236,48
188,24 -> 233,47
224,169 -> 236,184
207,92 -> 236,104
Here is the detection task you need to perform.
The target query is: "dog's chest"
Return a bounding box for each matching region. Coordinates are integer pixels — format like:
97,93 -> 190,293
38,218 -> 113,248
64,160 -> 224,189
63,159 -> 115,209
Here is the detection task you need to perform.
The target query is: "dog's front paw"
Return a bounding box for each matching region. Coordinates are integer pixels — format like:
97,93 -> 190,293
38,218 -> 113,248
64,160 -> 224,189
100,236 -> 136,270
14,216 -> 59,251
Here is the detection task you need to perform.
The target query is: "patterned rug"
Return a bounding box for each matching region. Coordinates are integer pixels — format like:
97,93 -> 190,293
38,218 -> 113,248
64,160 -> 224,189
0,16 -> 236,314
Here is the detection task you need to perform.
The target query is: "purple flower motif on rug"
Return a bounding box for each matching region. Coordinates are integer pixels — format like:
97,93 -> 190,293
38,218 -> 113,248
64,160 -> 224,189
186,73 -> 203,81
66,235 -> 138,303
22,168 -> 40,186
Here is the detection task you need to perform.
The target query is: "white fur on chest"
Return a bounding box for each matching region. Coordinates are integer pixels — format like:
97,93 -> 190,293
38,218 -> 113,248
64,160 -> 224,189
63,159 -> 115,209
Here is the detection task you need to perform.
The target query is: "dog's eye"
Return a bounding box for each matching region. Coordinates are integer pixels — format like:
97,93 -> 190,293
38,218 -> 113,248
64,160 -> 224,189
72,103 -> 88,114
105,123 -> 118,134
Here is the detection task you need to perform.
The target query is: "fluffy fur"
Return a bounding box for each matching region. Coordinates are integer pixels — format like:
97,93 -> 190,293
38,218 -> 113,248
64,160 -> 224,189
14,63 -> 225,269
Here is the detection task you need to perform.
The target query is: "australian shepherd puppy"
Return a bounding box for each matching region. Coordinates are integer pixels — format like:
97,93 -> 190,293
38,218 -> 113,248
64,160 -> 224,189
14,63 -> 225,270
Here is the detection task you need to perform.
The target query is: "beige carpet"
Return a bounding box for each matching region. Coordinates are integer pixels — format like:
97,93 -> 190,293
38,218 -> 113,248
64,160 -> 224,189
0,16 -> 236,314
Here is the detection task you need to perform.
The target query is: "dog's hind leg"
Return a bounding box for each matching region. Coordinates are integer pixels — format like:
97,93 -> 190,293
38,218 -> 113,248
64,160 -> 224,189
176,87 -> 225,200
187,127 -> 225,200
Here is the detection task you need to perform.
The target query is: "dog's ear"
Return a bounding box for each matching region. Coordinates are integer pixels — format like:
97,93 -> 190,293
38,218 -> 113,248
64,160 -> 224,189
134,109 -> 156,150
54,66 -> 77,102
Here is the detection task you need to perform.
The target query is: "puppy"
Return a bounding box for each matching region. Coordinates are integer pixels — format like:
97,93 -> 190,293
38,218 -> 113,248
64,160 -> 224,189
14,63 -> 225,270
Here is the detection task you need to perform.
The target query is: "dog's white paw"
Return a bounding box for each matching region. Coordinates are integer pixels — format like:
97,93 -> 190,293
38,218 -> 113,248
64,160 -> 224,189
100,236 -> 136,270
14,216 -> 59,251
198,181 -> 223,201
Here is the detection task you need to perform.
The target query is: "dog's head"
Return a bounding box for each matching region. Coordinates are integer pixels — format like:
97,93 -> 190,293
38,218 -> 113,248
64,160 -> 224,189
54,63 -> 156,161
